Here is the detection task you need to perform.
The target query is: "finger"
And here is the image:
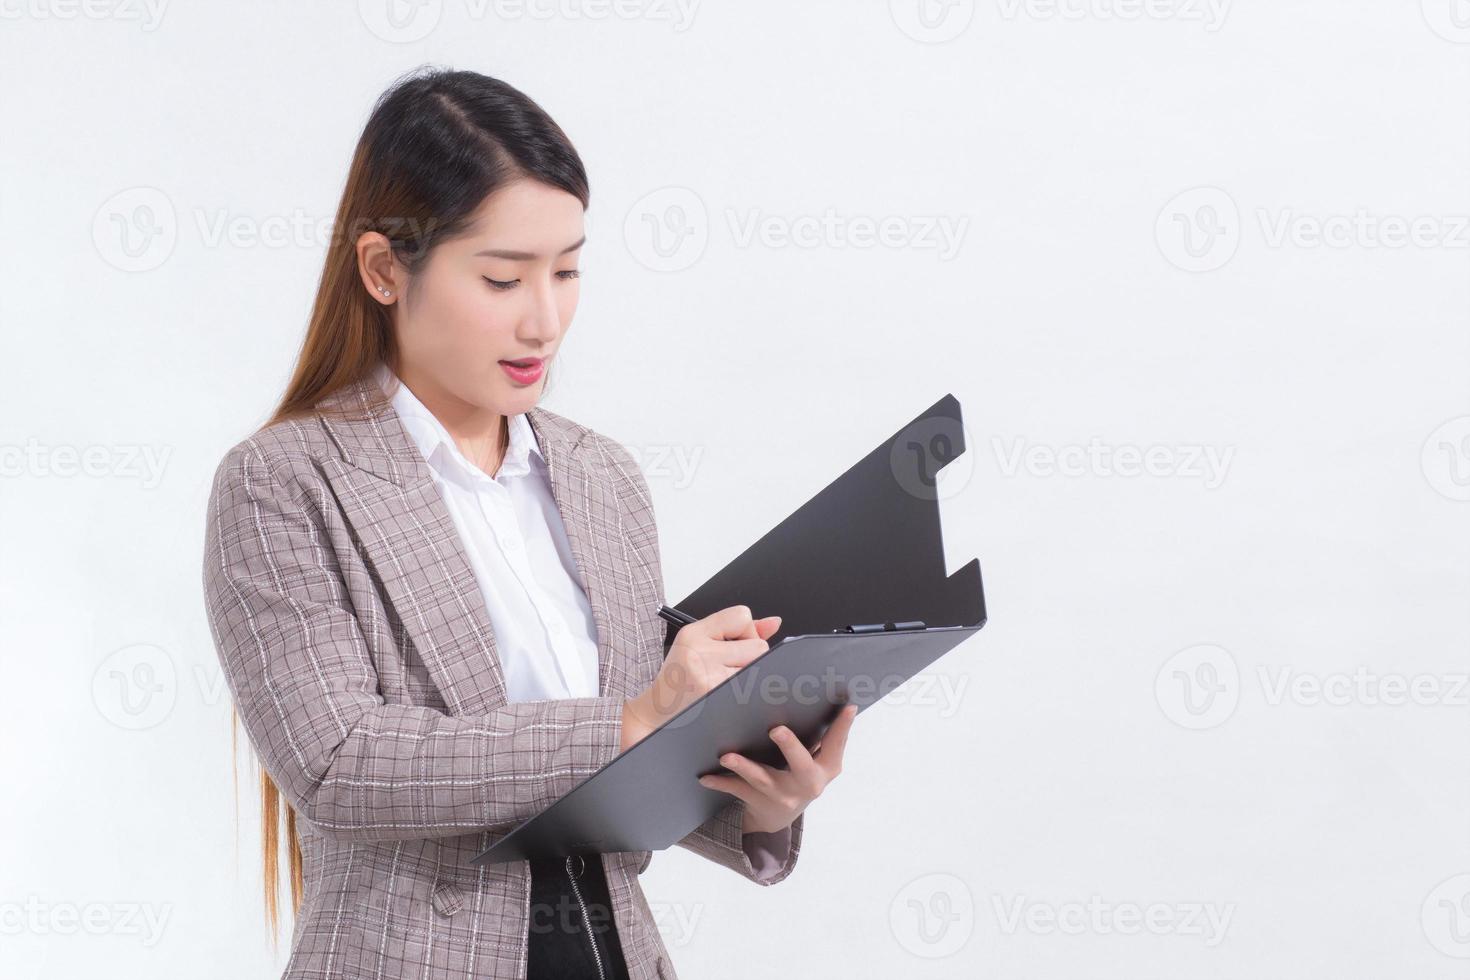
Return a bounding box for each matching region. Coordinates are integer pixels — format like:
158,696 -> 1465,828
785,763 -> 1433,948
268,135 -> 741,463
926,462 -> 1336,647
697,772 -> 758,806
700,605 -> 756,640
714,636 -> 771,670
813,703 -> 858,775
754,615 -> 782,640
768,725 -> 821,782
716,751 -> 782,795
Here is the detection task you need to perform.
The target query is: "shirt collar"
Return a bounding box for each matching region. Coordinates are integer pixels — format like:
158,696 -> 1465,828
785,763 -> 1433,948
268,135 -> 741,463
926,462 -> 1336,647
374,362 -> 543,482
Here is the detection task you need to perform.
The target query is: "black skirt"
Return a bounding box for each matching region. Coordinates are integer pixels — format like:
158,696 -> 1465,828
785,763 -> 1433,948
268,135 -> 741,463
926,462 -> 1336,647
526,853 -> 632,980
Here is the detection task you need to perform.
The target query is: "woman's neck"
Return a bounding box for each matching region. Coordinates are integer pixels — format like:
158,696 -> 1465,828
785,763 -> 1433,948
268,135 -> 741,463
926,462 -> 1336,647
396,367 -> 508,477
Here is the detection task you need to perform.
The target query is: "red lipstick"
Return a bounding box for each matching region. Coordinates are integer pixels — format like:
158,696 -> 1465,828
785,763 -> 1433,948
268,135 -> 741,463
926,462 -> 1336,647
498,357 -> 544,385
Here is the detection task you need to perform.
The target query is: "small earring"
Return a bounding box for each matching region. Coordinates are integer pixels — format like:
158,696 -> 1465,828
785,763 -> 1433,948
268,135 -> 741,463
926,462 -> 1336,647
379,286 -> 392,297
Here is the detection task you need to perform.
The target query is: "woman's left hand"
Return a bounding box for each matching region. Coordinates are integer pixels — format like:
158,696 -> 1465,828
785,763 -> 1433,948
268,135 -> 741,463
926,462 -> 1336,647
698,703 -> 858,835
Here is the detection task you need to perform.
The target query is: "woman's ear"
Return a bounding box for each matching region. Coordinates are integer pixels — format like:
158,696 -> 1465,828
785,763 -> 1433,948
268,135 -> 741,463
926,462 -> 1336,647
355,231 -> 399,304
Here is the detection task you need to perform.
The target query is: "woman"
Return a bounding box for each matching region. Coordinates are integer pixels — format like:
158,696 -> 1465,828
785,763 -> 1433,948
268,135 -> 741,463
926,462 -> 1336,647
201,67 -> 856,980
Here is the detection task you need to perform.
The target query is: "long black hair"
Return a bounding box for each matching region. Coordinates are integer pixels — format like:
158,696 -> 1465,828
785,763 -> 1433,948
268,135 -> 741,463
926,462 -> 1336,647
251,65 -> 588,937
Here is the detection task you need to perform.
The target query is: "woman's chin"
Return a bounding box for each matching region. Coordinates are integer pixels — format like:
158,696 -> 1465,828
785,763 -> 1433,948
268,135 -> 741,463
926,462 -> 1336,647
487,378 -> 544,414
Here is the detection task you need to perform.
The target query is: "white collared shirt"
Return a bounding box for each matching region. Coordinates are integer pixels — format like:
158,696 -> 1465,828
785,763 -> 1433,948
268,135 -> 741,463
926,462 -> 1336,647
376,365 -> 601,702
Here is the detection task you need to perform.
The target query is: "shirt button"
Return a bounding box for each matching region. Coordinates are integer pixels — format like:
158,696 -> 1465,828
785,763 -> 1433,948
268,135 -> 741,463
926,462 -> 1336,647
502,535 -> 520,551
548,619 -> 565,635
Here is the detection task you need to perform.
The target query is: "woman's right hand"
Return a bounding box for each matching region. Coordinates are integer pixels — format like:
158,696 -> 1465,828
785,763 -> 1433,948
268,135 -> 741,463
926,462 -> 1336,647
620,605 -> 781,751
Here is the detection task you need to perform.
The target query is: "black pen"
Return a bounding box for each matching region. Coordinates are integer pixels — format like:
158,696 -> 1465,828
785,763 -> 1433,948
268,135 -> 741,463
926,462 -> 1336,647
657,604 -> 698,628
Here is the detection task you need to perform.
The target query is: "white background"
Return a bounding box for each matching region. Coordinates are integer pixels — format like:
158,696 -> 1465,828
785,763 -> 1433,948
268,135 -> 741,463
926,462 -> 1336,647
2,1 -> 1469,977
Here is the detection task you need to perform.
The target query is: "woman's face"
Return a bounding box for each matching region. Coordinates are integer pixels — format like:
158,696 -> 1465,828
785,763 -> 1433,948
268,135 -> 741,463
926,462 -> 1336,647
390,178 -> 584,417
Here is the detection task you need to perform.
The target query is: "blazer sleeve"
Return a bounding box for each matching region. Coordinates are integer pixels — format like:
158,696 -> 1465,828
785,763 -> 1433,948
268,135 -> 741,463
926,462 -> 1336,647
676,798 -> 804,886
594,434 -> 805,886
202,441 -> 627,842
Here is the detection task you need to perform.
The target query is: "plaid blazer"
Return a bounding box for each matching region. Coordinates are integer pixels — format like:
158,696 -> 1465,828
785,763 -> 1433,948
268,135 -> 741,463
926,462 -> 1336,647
202,376 -> 804,980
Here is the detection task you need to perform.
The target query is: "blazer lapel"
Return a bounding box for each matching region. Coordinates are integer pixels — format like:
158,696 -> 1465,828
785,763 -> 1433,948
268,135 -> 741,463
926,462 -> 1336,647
314,376 -> 634,717
525,409 -> 629,701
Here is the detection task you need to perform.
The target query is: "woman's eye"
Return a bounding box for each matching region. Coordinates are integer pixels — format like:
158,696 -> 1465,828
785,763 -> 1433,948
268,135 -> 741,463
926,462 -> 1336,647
483,271 -> 578,291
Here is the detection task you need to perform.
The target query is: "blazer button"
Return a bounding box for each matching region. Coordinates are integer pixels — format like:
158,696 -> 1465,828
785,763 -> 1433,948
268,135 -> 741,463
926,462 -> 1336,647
429,880 -> 463,918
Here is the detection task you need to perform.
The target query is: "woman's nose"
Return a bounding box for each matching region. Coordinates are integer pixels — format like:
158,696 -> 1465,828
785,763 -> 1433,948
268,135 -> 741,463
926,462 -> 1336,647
520,283 -> 563,344
523,311 -> 561,346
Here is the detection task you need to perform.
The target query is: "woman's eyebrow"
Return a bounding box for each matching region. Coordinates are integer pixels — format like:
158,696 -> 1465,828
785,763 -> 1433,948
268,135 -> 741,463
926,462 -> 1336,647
474,236 -> 586,260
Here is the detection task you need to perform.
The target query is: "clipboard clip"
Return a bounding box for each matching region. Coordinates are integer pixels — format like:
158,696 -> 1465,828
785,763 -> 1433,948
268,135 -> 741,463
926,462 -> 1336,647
834,620 -> 927,634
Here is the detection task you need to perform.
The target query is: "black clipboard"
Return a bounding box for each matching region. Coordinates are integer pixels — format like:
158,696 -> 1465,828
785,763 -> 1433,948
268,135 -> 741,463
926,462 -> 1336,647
470,393 -> 986,865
